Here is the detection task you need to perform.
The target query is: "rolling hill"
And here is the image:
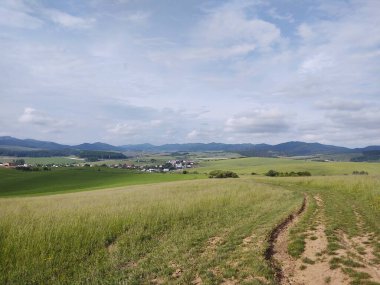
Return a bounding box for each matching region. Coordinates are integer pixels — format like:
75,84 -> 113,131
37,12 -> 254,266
1,136 -> 380,157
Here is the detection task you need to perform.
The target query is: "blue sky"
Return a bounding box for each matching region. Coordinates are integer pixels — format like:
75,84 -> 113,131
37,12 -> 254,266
0,0 -> 379,146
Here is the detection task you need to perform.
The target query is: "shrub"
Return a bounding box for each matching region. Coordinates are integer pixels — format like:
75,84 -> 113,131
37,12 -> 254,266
352,171 -> 368,175
265,170 -> 279,177
265,170 -> 311,177
297,171 -> 311,176
209,170 -> 239,178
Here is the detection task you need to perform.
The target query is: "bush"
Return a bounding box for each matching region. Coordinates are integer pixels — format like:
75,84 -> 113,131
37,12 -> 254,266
265,170 -> 311,177
265,170 -> 279,177
209,170 -> 239,178
352,171 -> 368,175
297,171 -> 311,176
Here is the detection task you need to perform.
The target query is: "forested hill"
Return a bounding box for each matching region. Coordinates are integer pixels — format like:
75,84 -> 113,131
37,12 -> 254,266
1,136 -> 380,158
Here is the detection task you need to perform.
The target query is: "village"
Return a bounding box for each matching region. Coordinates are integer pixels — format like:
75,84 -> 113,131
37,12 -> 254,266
0,159 -> 196,173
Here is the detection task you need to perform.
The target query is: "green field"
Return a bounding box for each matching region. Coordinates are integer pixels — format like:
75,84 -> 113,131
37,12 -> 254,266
0,168 -> 204,197
78,151 -> 242,166
198,156 -> 380,176
1,158 -> 380,284
0,178 -> 302,284
0,156 -> 84,165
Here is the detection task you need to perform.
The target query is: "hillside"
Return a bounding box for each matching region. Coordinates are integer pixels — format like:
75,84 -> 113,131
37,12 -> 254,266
1,136 -> 380,158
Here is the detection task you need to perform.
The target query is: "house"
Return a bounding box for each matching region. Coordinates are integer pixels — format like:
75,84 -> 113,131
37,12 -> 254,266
175,162 -> 183,169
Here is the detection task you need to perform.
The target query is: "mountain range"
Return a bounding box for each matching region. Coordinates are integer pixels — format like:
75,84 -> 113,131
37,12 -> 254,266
1,136 -> 380,158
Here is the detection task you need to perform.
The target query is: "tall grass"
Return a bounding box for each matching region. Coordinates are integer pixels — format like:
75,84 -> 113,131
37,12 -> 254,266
0,178 -> 302,284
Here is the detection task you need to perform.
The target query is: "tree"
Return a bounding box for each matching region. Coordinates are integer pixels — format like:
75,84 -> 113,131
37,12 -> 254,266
13,159 -> 25,165
265,170 -> 279,177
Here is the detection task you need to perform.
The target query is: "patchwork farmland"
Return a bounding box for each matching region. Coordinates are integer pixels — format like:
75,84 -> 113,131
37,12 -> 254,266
1,157 -> 379,284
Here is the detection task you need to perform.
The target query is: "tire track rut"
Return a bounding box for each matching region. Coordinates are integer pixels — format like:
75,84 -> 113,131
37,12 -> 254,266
265,194 -> 307,283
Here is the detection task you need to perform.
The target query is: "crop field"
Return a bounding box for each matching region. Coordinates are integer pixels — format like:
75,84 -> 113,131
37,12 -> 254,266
0,158 -> 380,284
0,156 -> 84,165
87,151 -> 243,166
198,157 -> 380,176
0,168 -> 204,197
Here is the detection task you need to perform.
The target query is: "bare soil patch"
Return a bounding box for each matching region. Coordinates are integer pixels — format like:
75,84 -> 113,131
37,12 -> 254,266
335,211 -> 380,283
270,195 -> 350,285
191,275 -> 203,285
201,235 -> 224,258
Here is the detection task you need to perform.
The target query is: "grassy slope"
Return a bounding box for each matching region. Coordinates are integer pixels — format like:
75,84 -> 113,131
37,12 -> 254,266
0,178 -> 302,285
258,175 -> 380,283
198,157 -> 380,175
1,157 -> 380,284
0,168 -> 204,197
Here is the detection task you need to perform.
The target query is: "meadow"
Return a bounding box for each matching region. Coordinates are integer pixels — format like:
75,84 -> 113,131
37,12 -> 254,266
0,168 -> 204,197
198,156 -> 380,176
1,157 -> 380,284
0,178 -> 302,284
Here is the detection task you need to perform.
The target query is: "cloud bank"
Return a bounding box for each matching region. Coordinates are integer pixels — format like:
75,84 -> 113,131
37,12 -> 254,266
0,0 -> 379,147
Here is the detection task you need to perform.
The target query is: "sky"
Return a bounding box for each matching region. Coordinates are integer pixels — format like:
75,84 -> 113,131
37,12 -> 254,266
0,0 -> 379,147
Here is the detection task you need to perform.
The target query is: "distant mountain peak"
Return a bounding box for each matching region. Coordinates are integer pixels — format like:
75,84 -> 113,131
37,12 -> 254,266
1,136 -> 379,156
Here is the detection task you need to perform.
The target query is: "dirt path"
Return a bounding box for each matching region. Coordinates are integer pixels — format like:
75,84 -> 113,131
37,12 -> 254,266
286,196 -> 349,285
269,195 -> 349,285
265,195 -> 307,282
268,194 -> 380,285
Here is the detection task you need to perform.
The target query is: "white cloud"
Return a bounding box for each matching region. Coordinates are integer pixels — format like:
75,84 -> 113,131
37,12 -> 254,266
327,108 -> 380,131
150,3 -> 282,66
0,3 -> 42,29
315,99 -> 369,111
124,11 -> 150,24
18,107 -> 72,133
1,0 -> 380,146
225,109 -> 291,134
186,130 -> 199,140
297,24 -> 313,41
267,8 -> 294,23
178,43 -> 256,61
108,120 -> 162,136
0,1 -> 95,30
197,8 -> 281,50
299,53 -> 334,74
44,9 -> 95,29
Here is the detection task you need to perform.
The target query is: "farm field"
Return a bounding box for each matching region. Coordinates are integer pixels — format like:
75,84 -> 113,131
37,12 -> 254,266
0,156 -> 84,165
198,157 -> 380,176
0,159 -> 380,284
0,168 -> 204,197
0,178 -> 302,284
